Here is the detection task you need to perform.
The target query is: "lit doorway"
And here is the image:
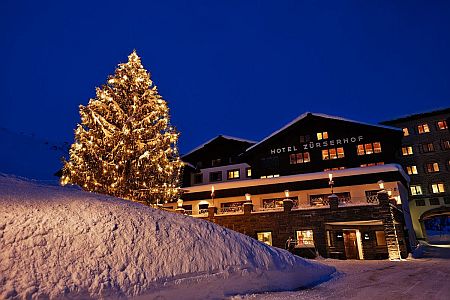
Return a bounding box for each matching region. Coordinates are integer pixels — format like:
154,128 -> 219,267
343,230 -> 362,259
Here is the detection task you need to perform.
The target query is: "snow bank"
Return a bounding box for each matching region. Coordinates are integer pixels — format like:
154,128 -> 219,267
0,175 -> 335,299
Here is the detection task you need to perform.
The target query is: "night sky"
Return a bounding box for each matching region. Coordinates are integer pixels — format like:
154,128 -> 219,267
1,0 -> 450,154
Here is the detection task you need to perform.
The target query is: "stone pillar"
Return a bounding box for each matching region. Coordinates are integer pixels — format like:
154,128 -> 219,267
175,207 -> 185,214
378,190 -> 401,260
328,194 -> 339,211
283,199 -> 294,212
243,202 -> 253,215
208,206 -> 217,219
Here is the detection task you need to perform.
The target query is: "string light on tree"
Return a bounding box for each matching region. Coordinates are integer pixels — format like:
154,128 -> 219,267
61,51 -> 183,205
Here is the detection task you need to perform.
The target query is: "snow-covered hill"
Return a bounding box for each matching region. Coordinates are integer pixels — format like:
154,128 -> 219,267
0,175 -> 335,299
0,128 -> 68,181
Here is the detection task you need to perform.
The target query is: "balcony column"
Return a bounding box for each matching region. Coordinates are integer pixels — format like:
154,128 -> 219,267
243,202 -> 253,215
328,194 -> 339,211
208,206 -> 217,219
283,199 -> 294,212
378,190 -> 402,260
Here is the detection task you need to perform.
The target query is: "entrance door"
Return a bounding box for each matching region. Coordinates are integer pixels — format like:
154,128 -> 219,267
343,230 -> 359,259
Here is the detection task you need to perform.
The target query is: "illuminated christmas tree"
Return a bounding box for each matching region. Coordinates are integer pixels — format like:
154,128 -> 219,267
61,51 -> 183,205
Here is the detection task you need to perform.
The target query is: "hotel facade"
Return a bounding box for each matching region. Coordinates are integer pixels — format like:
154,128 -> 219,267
381,108 -> 450,241
168,113 -> 416,260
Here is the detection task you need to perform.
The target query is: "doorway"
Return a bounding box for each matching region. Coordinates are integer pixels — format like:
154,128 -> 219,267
343,230 -> 359,259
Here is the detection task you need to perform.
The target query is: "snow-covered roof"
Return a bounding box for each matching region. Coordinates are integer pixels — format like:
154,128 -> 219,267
380,107 -> 450,124
182,135 -> 256,158
246,112 -> 401,152
183,164 -> 409,193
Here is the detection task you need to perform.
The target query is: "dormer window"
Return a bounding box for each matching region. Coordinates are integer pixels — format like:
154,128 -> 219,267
417,123 -> 430,134
211,158 -> 221,167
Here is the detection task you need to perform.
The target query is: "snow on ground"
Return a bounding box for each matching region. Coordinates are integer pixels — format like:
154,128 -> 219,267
235,243 -> 450,300
0,128 -> 68,181
0,174 -> 335,299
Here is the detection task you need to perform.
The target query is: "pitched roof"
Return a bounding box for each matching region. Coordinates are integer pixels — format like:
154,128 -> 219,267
380,107 -> 450,125
246,112 -> 400,152
182,135 -> 256,158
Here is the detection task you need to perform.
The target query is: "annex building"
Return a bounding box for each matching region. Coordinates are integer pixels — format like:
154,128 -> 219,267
168,113 -> 417,260
381,108 -> 450,242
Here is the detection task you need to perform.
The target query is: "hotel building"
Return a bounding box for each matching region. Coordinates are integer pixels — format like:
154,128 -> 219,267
381,108 -> 450,241
169,113 -> 416,260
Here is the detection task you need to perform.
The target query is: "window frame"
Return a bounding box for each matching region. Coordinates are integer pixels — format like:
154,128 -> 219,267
402,146 -> 414,156
227,169 -> 240,180
417,123 -> 430,134
437,120 -> 448,130
256,231 -> 273,246
410,185 -> 423,195
209,171 -> 222,182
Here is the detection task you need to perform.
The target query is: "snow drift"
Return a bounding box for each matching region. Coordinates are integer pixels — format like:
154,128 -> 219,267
0,175 -> 335,299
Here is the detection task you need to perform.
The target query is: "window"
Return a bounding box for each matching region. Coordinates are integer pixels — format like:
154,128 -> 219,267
211,158 -> 221,167
360,162 -> 384,167
422,143 -> 434,153
425,162 -> 439,173
227,169 -> 240,180
317,131 -> 328,140
260,174 -> 280,179
431,183 -> 445,194
375,231 -> 387,246
257,232 -> 272,246
417,123 -> 430,134
444,196 -> 450,204
209,171 -> 222,182
442,140 -> 450,150
402,128 -> 409,136
246,168 -> 252,178
296,230 -> 315,248
322,147 -> 344,160
195,161 -> 203,168
437,120 -> 448,130
263,197 -> 298,209
289,152 -> 311,164
415,199 -> 425,206
402,146 -> 413,156
429,198 -> 440,206
357,142 -> 382,155
324,167 -> 346,171
299,135 -> 310,143
193,173 -> 203,184
410,185 -> 423,195
406,166 -> 418,175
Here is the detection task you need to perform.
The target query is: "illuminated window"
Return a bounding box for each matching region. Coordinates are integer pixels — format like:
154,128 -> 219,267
317,131 -> 328,140
402,146 -> 413,156
360,162 -> 384,167
289,152 -> 311,164
406,166 -> 418,175
324,167 -> 345,171
227,169 -> 240,180
402,128 -> 409,136
296,230 -> 315,247
257,232 -> 272,246
357,142 -> 382,155
437,120 -> 448,130
425,162 -> 439,173
431,183 -> 445,194
410,185 -> 422,195
375,231 -> 387,246
422,143 -> 434,153
417,123 -> 430,134
322,147 -> 344,160
246,168 -> 252,178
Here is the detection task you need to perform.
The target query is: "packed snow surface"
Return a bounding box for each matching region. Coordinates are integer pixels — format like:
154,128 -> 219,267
0,175 -> 335,299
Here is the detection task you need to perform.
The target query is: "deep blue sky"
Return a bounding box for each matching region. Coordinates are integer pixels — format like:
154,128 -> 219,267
1,0 -> 450,154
